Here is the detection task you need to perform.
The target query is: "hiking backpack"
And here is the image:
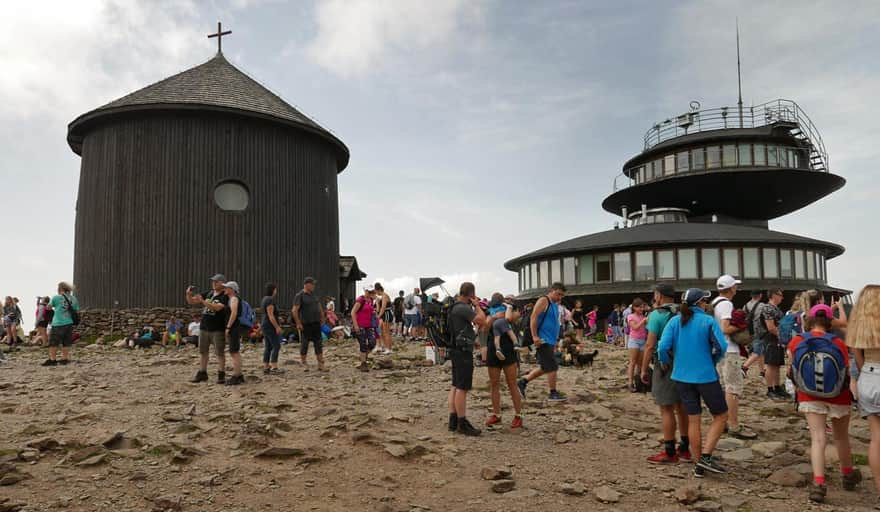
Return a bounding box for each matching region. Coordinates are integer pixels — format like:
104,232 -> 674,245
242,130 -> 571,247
239,300 -> 256,328
778,312 -> 803,345
518,297 -> 552,348
425,296 -> 455,348
404,294 -> 416,310
745,302 -> 760,336
791,332 -> 848,399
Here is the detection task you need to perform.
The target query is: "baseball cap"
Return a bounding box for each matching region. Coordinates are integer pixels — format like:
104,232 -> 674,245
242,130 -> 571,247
716,275 -> 742,291
303,277 -> 317,285
749,290 -> 763,297
809,304 -> 834,318
682,288 -> 712,306
363,285 -> 375,293
223,281 -> 240,293
653,283 -> 676,299
210,273 -> 227,282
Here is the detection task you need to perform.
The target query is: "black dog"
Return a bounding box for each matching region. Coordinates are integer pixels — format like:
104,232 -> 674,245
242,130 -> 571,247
575,349 -> 599,368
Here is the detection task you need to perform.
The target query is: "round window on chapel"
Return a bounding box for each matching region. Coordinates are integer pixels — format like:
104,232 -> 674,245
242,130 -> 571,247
214,181 -> 249,211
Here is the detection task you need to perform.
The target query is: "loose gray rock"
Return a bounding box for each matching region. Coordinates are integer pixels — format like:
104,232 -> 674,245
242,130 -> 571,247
751,441 -> 785,458
767,467 -> 807,487
674,483 -> 701,504
593,485 -> 620,503
692,500 -> 722,512
491,480 -> 516,493
559,482 -> 586,496
384,444 -> 408,458
254,447 -> 304,458
481,467 -> 512,481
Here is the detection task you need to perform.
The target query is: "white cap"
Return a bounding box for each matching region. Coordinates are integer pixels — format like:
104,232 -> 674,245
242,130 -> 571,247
364,285 -> 375,293
716,275 -> 742,291
223,281 -> 240,293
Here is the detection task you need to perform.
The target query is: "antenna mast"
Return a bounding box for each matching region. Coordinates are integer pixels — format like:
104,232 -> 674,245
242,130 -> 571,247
736,18 -> 743,128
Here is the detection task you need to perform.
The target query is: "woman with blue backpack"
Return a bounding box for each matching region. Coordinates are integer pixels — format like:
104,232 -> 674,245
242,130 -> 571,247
847,285 -> 880,495
788,303 -> 860,503
222,281 -> 248,386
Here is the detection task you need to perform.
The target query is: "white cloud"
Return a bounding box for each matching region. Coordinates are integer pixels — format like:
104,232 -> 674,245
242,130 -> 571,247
304,0 -> 486,77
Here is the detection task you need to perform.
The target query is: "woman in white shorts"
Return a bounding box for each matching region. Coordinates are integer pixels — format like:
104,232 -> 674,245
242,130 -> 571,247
789,304 -> 860,503
847,285 -> 880,495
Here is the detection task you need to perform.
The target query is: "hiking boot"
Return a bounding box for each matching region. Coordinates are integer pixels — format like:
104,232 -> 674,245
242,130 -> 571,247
843,468 -> 863,491
263,367 -> 271,375
808,483 -> 827,503
728,425 -> 758,440
358,362 -> 369,372
647,451 -> 679,464
190,370 -> 208,383
448,413 -> 458,432
58,359 -> 70,365
517,378 -> 528,399
548,390 -> 567,402
511,415 -> 523,429
693,465 -> 705,479
767,389 -> 786,402
485,414 -> 501,426
677,448 -> 692,462
217,371 -> 226,384
456,417 -> 481,437
695,455 -> 727,475
41,359 -> 58,367
225,374 -> 245,386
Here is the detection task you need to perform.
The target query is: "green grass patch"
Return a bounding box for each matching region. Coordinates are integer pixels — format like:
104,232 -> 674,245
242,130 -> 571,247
853,453 -> 868,466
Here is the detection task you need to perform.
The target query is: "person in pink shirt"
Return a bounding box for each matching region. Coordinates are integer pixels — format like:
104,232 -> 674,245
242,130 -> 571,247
587,305 -> 599,337
627,297 -> 649,392
350,287 -> 378,372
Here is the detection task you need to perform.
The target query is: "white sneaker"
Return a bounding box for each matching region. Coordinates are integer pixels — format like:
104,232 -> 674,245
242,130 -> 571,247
383,349 -> 394,355
371,346 -> 382,354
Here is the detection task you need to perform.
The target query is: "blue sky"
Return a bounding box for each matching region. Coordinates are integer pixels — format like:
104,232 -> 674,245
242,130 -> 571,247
1,0 -> 877,324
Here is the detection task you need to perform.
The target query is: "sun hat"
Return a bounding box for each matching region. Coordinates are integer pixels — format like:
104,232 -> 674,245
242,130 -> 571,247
682,288 -> 712,306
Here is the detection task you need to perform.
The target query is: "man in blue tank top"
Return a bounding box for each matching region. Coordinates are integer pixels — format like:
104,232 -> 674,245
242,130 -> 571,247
517,282 -> 567,402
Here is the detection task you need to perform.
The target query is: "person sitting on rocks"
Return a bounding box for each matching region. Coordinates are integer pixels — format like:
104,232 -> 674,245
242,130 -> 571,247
658,288 -> 728,478
162,316 -> 184,347
247,324 -> 263,344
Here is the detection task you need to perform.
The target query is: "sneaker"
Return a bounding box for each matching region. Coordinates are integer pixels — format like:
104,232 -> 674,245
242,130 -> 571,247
371,346 -> 382,354
843,468 -> 863,491
808,483 -> 827,503
728,425 -> 758,440
225,374 -> 245,386
190,370 -> 208,383
495,350 -> 506,361
217,371 -> 226,384
456,417 -> 482,437
358,362 -> 369,372
511,415 -> 523,429
382,349 -> 394,355
58,359 -> 70,365
485,414 -> 501,426
693,465 -> 705,479
263,368 -> 271,375
517,378 -> 528,399
647,451 -> 679,464
767,390 -> 786,402
448,413 -> 458,432
269,368 -> 286,375
548,390 -> 567,402
677,449 -> 692,462
41,359 -> 58,367
695,455 -> 727,475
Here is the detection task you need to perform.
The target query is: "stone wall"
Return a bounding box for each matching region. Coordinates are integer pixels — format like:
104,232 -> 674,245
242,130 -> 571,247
76,308 -> 295,337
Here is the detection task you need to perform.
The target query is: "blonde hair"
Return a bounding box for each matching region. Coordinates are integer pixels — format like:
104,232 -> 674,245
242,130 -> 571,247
848,285 -> 880,349
58,282 -> 73,293
802,289 -> 823,311
790,292 -> 804,313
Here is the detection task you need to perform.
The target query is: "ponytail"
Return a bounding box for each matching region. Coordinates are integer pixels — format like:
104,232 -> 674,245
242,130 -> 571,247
680,301 -> 694,326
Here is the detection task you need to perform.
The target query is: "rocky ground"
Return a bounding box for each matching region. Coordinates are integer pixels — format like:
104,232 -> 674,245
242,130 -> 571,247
1,337 -> 879,512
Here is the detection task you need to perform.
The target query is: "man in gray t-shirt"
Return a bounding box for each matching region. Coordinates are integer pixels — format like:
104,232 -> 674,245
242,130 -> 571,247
292,277 -> 326,371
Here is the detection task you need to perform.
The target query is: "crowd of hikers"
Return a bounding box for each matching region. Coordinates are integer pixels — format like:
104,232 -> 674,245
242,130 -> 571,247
8,274 -> 880,503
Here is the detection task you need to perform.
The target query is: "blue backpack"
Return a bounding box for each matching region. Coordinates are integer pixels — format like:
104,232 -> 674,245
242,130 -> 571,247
791,332 -> 847,398
239,300 -> 256,328
779,312 -> 802,344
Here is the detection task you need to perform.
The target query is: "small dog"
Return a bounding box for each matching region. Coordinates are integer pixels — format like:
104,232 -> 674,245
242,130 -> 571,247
575,349 -> 599,368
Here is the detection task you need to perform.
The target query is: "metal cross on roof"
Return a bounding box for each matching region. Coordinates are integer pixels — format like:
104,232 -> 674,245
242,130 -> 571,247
207,21 -> 232,54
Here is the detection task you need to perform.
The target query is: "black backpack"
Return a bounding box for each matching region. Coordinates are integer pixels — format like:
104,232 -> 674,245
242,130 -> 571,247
745,302 -> 760,337
518,296 -> 553,348
425,297 -> 455,348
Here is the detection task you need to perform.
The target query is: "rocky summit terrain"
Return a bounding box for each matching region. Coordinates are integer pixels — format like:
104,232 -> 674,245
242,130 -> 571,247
1,337 -> 880,512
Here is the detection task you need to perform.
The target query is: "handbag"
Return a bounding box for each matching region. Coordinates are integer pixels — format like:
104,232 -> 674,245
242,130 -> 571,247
62,294 -> 81,326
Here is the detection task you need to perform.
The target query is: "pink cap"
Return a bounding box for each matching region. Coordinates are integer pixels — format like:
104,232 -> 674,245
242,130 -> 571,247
809,304 -> 833,318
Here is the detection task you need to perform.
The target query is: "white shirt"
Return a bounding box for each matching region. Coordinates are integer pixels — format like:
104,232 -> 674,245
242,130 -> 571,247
188,321 -> 200,337
712,297 -> 738,354
404,295 -> 421,315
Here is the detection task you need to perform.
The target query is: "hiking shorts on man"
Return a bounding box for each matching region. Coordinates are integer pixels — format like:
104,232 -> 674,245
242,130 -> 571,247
450,348 -> 474,390
535,343 -> 559,373
199,330 -> 225,357
300,322 -> 324,356
48,324 -> 74,347
718,354 -> 745,396
675,381 -> 728,416
404,314 -> 418,328
751,338 -> 765,356
652,362 -> 681,406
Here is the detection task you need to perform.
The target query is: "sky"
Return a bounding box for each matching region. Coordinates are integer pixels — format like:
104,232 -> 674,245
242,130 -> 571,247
1,0 -> 879,328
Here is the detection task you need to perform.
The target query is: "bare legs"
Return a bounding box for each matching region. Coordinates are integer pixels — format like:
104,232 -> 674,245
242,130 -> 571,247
688,410 -> 728,460
627,348 -> 642,390
805,412 -> 853,481
489,365 -> 523,416
867,416 -> 880,493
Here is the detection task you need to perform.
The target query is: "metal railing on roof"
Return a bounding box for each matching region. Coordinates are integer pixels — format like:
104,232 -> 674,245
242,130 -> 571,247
642,99 -> 828,173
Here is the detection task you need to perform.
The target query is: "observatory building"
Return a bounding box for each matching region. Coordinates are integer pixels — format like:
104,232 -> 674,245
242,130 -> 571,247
506,99 -> 849,307
68,32 -> 353,308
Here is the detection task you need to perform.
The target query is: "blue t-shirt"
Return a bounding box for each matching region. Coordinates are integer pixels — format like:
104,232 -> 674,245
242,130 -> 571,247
535,299 -> 560,346
166,321 -> 183,335
658,308 -> 727,384
488,305 -> 507,317
646,305 -> 677,338
48,293 -> 79,327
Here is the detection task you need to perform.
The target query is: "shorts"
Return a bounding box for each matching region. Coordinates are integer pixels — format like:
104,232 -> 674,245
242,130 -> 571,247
535,343 -> 559,373
627,337 -> 647,351
798,401 -> 851,419
182,336 -> 199,346
404,314 -> 418,328
300,322 -> 323,356
751,338 -> 765,356
37,320 -> 49,329
381,310 -> 394,324
356,327 -> 377,353
763,340 -> 786,366
48,324 -> 74,347
199,330 -> 225,357
227,326 -> 245,354
858,363 -> 880,417
718,353 -> 745,396
486,339 -> 518,368
450,348 -> 474,390
675,380 -> 728,416
652,360 -> 681,406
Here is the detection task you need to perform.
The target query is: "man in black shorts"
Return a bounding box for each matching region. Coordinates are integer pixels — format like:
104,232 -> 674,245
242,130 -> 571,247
293,277 -> 327,372
446,282 -> 487,436
518,282 -> 567,402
